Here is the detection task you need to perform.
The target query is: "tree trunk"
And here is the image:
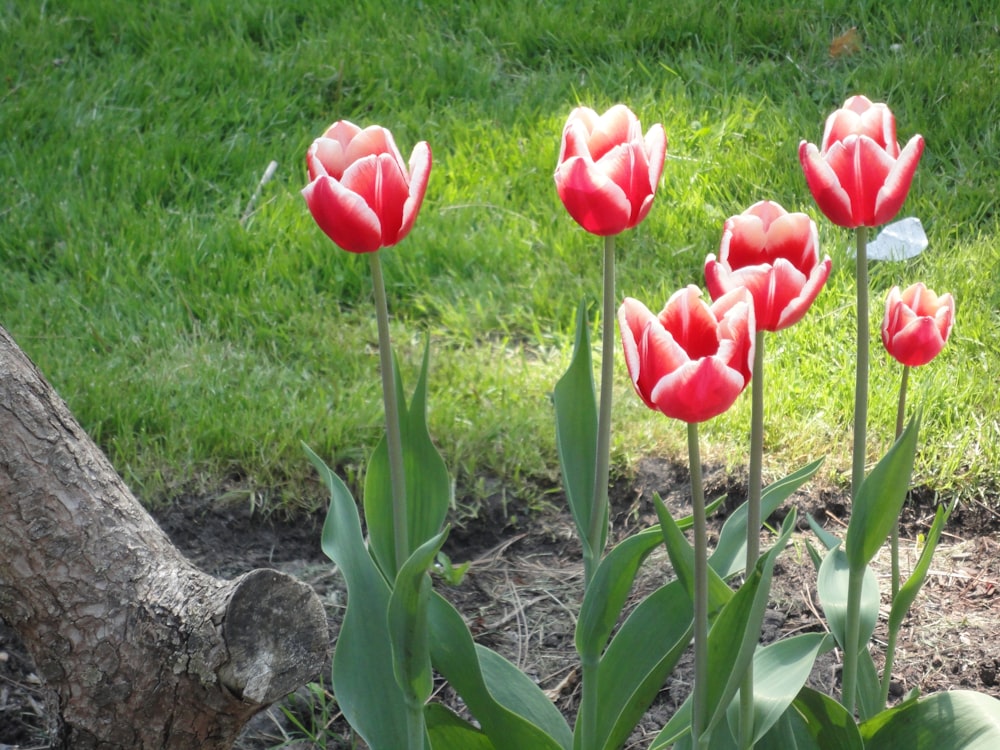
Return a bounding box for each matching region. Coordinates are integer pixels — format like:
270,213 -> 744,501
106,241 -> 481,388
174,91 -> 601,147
0,325 -> 330,749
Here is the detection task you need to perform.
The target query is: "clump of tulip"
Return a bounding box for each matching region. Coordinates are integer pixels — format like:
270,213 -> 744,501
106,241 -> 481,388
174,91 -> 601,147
299,92 -> 999,750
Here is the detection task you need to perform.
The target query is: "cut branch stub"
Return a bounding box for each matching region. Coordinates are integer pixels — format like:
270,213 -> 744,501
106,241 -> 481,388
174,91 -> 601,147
0,325 -> 329,749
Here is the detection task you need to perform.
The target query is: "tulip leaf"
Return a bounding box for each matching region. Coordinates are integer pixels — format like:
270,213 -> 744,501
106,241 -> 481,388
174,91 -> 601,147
726,633 -> 831,745
845,414 -> 919,572
703,510 -> 797,738
554,299 -> 602,561
576,526 -> 663,660
816,547 -> 879,653
856,646 -> 882,721
426,703 -> 495,750
307,443 -> 410,750
365,340 -> 452,576
888,500 -> 953,634
654,493 -> 734,617
588,580 -> 694,750
754,687 -> 864,750
860,690 -> 1000,749
649,513 -> 800,750
807,512 -> 843,553
710,458 -> 823,580
388,528 -> 449,708
428,592 -> 570,750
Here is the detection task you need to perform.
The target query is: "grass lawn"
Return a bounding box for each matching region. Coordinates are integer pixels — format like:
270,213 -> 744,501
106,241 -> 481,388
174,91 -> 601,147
2,0 -> 998,514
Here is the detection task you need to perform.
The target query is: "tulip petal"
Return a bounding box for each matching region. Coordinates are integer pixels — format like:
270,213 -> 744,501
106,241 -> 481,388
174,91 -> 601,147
886,317 -> 947,367
302,176 -> 382,253
657,286 -> 720,361
872,134 -> 924,227
644,123 -> 668,189
554,156 -> 631,235
774,256 -> 832,330
799,141 -> 856,228
587,104 -> 637,161
650,357 -> 746,424
398,141 -> 432,243
852,136 -> 896,225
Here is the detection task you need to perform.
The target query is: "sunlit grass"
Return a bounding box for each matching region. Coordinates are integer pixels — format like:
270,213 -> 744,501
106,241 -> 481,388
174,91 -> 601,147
1,0 -> 998,511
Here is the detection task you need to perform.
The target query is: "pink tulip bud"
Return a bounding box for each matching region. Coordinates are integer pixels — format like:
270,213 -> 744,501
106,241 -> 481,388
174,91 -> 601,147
705,200 -> 831,332
554,104 -> 667,236
618,286 -> 755,424
302,120 -> 431,253
799,96 -> 924,228
881,282 -> 955,367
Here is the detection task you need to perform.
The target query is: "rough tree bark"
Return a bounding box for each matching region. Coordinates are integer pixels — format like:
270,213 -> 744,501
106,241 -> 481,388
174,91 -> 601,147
0,325 -> 330,749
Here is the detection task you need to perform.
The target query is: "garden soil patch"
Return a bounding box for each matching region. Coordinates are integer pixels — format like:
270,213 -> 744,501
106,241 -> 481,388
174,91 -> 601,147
3,458 -> 1000,748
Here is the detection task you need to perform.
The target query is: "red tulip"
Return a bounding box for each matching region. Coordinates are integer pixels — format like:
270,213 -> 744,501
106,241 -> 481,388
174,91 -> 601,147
705,201 -> 831,332
881,282 -> 955,367
799,95 -> 924,228
302,120 -> 431,253
618,286 -> 755,424
554,104 -> 667,236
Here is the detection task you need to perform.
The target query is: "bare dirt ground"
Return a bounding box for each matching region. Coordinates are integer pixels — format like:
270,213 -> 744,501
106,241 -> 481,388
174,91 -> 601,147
3,457 -> 999,748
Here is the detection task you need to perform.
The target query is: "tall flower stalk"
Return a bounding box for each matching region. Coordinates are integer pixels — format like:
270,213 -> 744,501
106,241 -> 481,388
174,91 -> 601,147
705,200 -> 829,744
877,282 -> 955,707
588,234 -> 616,580
619,286 -> 755,748
368,252 -> 408,570
553,103 -> 666,585
800,95 -> 925,715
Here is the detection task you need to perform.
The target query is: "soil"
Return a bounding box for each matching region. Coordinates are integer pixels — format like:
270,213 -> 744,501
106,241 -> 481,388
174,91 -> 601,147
3,457 -> 1000,749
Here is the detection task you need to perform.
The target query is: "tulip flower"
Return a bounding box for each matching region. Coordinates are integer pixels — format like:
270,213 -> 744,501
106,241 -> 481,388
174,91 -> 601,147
705,200 -> 832,332
554,104 -> 667,236
618,286 -> 755,424
881,282 -> 955,367
303,120 -> 431,253
799,95 -> 924,228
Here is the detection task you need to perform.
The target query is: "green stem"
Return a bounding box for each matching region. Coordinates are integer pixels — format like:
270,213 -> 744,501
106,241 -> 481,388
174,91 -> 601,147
369,252 -> 409,573
405,700 -> 425,750
739,330 -> 766,748
580,654 -> 599,750
841,564 -> 864,717
586,234 -> 616,585
851,226 -> 870,500
882,364 -> 910,707
890,365 -> 909,602
689,421 -> 709,749
843,225 -> 871,717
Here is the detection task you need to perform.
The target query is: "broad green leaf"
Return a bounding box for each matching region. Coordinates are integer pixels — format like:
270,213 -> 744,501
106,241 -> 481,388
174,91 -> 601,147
553,299 -> 601,559
856,647 -> 881,721
576,527 -> 662,659
575,494 -> 725,664
703,510 -> 797,738
586,580 -> 694,750
816,547 -> 879,652
710,458 -> 823,580
649,693 -> 691,749
726,633 -> 830,744
861,690 -> 1000,749
365,341 -> 452,575
845,414 -> 919,572
307,444 -> 409,750
806,513 -> 842,552
888,501 -> 952,634
755,687 -> 863,750
654,494 -> 734,616
477,645 -> 574,749
426,704 -> 495,750
428,592 -> 570,750
388,529 -> 449,707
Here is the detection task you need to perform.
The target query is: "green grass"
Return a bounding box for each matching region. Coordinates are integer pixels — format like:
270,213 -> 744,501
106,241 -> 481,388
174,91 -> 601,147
2,0 -> 999,512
